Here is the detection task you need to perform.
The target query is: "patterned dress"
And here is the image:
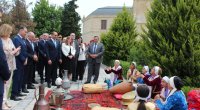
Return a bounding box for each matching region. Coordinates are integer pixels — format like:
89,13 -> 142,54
155,90 -> 188,110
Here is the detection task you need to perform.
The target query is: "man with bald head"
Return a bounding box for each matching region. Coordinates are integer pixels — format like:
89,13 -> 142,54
11,26 -> 28,101
46,31 -> 62,88
23,32 -> 38,92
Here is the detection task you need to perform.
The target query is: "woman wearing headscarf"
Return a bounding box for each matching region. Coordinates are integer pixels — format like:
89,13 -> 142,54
128,84 -> 156,110
127,61 -> 137,83
138,66 -> 162,98
159,76 -> 170,101
155,76 -> 188,110
105,60 -> 123,88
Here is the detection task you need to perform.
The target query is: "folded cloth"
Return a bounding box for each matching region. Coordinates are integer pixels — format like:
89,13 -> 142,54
82,84 -> 104,93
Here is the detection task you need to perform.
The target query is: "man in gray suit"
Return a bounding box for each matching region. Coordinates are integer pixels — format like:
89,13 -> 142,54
85,36 -> 104,84
70,33 -> 80,82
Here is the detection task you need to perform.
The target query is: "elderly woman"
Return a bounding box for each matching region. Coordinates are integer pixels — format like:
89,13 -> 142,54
128,84 -> 156,110
0,24 -> 20,109
159,76 -> 170,101
104,60 -> 123,88
138,66 -> 162,98
155,76 -> 188,110
127,61 -> 137,83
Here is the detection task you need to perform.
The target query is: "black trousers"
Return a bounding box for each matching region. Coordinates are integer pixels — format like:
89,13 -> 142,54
46,61 -> 58,85
72,58 -> 77,81
76,60 -> 86,80
38,58 -> 48,81
86,61 -> 101,83
23,64 -> 34,89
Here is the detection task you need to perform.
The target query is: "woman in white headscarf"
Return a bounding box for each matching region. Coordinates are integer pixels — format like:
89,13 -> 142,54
128,84 -> 156,110
155,76 -> 188,110
138,66 -> 162,98
159,76 -> 170,101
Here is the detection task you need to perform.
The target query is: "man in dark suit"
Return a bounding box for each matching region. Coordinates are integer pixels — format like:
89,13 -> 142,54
23,32 -> 38,92
84,36 -> 104,84
0,39 -> 11,109
32,37 -> 39,84
38,33 -> 49,84
70,33 -> 80,82
11,26 -> 28,101
46,31 -> 62,88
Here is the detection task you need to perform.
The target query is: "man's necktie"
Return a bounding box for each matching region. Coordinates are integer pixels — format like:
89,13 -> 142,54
31,42 -> 34,51
93,43 -> 97,53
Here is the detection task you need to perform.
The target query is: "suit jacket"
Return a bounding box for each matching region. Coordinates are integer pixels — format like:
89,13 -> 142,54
38,40 -> 47,59
12,35 -> 27,69
25,39 -> 36,66
87,42 -> 104,63
73,39 -> 80,59
46,39 -> 61,62
0,39 -> 11,95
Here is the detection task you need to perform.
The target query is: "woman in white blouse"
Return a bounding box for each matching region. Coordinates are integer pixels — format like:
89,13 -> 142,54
76,37 -> 86,82
61,36 -> 76,79
0,24 -> 20,109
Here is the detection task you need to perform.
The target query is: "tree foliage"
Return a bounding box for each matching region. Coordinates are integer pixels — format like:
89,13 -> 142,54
101,6 -> 137,62
60,0 -> 81,37
0,0 -> 36,35
143,0 -> 200,78
32,0 -> 62,36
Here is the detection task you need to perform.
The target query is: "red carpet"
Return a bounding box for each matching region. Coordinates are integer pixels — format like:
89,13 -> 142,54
45,90 -> 126,110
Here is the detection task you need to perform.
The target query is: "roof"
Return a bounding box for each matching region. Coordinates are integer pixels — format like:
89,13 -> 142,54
88,6 -> 132,16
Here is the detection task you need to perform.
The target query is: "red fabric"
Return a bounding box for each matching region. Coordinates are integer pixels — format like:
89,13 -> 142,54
187,89 -> 200,110
45,90 -> 126,110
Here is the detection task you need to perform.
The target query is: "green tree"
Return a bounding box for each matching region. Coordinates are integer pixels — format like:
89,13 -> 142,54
0,0 -> 36,34
32,0 -> 62,36
143,0 -> 200,80
60,0 -> 81,37
101,6 -> 137,63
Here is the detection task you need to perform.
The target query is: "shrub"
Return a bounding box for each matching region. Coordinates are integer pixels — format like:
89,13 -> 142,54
182,86 -> 195,97
120,61 -> 130,79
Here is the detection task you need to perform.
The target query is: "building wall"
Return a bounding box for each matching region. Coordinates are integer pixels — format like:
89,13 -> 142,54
133,0 -> 152,33
82,15 -> 116,43
82,0 -> 152,43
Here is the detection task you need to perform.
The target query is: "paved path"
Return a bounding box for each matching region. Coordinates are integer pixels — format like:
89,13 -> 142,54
9,65 -> 109,110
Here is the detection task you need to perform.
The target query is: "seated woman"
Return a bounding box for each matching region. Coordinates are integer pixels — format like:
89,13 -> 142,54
104,60 -> 123,88
138,66 -> 162,98
128,84 -> 156,110
159,76 -> 170,101
155,76 -> 188,110
136,66 -> 151,84
127,61 -> 137,83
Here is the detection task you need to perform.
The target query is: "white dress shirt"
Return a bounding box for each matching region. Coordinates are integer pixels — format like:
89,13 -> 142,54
78,43 -> 86,61
61,43 -> 76,57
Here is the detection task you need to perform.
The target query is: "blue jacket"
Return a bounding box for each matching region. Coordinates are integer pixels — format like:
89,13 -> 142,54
46,39 -> 61,62
155,90 -> 188,110
12,35 -> 27,69
0,39 -> 11,95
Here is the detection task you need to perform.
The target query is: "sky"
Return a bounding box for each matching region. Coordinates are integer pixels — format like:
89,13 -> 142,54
26,0 -> 133,18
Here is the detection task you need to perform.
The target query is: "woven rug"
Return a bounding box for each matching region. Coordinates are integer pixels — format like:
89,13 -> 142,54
45,90 -> 126,110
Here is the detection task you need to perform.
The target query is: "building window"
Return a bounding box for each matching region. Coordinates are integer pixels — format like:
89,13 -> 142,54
101,20 -> 107,30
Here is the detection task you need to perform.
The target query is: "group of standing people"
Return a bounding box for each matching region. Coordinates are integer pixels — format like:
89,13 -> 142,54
0,23 -> 105,110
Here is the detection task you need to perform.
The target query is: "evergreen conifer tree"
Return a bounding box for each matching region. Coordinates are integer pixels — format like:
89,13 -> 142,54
144,0 -> 200,80
60,0 -> 81,37
101,6 -> 137,62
